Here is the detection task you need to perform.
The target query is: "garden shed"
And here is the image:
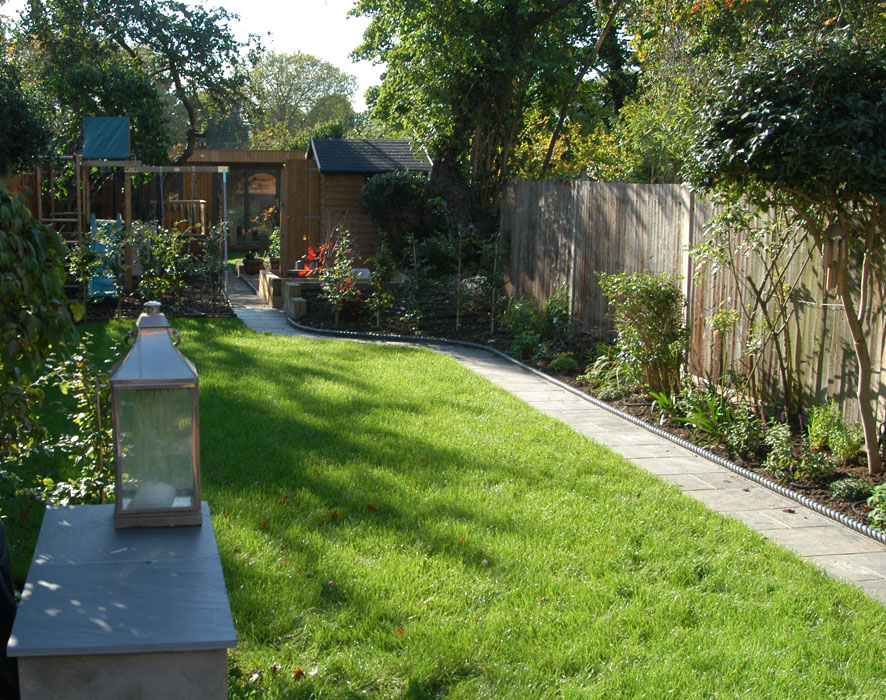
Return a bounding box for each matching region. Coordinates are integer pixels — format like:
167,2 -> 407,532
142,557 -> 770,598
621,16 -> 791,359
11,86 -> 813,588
304,138 -> 431,262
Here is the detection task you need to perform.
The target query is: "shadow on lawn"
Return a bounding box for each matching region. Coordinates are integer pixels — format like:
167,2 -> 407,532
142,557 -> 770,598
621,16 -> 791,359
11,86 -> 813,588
194,330 -> 541,652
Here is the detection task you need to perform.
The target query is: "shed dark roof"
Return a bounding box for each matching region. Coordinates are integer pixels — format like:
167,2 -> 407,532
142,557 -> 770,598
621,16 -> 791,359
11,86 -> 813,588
307,138 -> 431,174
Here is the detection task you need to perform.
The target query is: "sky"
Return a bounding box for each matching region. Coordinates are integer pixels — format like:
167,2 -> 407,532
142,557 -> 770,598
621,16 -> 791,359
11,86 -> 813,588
1,0 -> 384,111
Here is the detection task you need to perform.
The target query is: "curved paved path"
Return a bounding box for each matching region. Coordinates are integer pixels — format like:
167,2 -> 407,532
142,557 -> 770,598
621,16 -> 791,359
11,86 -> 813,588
225,273 -> 886,604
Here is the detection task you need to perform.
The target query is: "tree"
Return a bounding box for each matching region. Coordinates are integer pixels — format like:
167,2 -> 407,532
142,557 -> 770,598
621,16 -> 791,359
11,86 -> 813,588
0,59 -> 50,175
246,51 -> 357,146
352,0 -> 609,235
17,0 -> 170,164
92,0 -> 255,163
597,0 -> 880,184
20,0 -> 253,163
689,35 -> 886,474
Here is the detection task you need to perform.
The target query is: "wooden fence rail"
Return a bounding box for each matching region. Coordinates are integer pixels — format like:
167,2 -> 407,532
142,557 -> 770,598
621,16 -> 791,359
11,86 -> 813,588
501,180 -> 886,424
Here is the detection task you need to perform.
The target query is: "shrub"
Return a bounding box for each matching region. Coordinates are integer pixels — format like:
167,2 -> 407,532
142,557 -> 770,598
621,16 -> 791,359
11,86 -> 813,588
509,331 -> 541,360
1,185 -> 74,476
37,335 -> 115,506
724,404 -> 764,459
597,271 -> 687,396
502,285 -> 570,342
361,172 -> 449,263
807,401 -> 840,451
794,448 -> 837,483
830,478 -> 874,501
547,352 -> 579,373
828,422 -> 864,467
763,423 -> 794,480
134,222 -> 191,307
366,244 -> 396,328
320,229 -> 363,327
867,484 -> 886,531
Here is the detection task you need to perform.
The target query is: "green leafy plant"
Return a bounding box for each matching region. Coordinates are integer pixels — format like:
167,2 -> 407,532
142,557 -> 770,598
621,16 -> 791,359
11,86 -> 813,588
649,389 -> 681,426
763,423 -> 794,481
828,422 -> 865,468
360,171 -> 449,264
597,271 -> 687,396
830,478 -> 874,502
366,244 -> 396,328
320,229 -> 362,327
1,186 -> 75,490
509,331 -> 541,360
580,343 -> 640,401
794,447 -> 837,483
723,404 -> 763,460
547,352 -> 579,373
867,484 -> 886,531
37,335 -> 116,506
134,222 -> 192,308
673,379 -> 737,447
807,402 -> 841,451
194,223 -> 227,312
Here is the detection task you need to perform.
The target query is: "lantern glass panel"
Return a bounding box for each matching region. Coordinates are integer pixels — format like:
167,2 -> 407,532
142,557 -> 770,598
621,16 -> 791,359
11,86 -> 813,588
117,387 -> 196,511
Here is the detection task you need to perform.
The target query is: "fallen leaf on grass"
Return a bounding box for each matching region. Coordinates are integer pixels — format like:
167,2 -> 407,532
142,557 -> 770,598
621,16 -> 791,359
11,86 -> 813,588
293,668 -> 305,680
270,664 -> 281,675
248,670 -> 262,683
395,627 -> 405,636
366,503 -> 377,512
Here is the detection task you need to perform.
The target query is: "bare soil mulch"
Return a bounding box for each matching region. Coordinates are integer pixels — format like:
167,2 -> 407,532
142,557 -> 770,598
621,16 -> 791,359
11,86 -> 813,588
80,279 -> 236,322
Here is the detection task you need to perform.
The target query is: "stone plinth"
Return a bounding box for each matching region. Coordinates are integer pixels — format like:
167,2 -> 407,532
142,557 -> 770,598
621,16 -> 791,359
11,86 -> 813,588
8,503 -> 236,700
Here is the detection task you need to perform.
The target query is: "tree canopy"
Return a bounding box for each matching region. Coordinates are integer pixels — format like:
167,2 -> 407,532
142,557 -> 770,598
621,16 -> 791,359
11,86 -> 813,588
689,34 -> 886,473
352,0 -> 621,234
16,0 -> 254,163
246,51 -> 357,148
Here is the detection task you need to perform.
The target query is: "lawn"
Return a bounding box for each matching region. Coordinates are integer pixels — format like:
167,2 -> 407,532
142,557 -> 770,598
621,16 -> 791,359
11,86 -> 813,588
12,317 -> 886,699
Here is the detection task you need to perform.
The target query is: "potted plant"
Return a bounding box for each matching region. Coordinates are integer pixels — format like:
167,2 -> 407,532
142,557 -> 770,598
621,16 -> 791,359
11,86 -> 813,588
242,250 -> 264,275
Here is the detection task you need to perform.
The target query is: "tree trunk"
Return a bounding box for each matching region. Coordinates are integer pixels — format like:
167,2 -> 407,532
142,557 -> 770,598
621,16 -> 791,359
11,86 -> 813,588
838,249 -> 882,474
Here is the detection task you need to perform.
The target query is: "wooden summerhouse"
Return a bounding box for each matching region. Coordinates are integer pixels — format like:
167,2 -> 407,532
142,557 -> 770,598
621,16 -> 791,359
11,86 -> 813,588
181,139 -> 430,272
12,138 -> 430,275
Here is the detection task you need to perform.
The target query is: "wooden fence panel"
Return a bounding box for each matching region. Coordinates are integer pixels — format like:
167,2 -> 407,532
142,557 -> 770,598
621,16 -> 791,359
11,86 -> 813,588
503,179 -> 886,425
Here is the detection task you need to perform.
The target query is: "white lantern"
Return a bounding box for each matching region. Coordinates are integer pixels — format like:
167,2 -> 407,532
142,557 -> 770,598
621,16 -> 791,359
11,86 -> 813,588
110,301 -> 202,528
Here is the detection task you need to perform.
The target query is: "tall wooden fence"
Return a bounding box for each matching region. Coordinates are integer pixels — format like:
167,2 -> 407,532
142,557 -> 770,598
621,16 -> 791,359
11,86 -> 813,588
501,180 -> 886,424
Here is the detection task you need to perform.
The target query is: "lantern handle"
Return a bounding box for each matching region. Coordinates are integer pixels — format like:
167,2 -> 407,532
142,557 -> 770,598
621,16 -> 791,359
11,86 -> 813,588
125,329 -> 138,346
170,328 -> 181,346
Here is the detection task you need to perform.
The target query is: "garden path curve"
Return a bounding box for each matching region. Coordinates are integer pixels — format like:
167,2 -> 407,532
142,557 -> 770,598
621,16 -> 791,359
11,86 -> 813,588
225,272 -> 886,605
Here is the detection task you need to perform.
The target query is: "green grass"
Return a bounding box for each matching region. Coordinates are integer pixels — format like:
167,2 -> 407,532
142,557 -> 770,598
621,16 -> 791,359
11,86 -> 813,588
11,318 -> 886,698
